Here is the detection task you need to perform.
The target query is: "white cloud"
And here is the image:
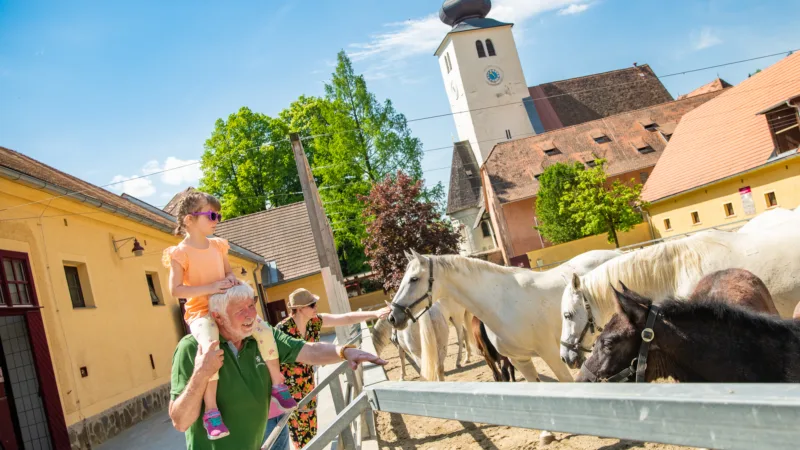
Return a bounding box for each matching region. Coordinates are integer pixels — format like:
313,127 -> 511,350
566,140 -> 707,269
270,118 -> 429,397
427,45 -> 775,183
109,156 -> 201,198
558,4 -> 591,15
109,175 -> 156,198
692,27 -> 723,51
348,0 -> 589,64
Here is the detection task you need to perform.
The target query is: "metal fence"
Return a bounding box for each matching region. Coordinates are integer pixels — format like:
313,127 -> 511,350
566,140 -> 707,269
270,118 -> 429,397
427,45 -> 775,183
295,323 -> 800,450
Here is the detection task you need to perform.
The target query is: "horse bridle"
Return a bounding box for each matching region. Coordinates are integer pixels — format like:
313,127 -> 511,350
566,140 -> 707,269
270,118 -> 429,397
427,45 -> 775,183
389,258 -> 434,323
582,304 -> 661,383
560,293 -> 603,354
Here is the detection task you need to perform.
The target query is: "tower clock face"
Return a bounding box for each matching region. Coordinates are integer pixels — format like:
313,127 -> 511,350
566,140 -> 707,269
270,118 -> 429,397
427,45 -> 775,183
485,66 -> 503,85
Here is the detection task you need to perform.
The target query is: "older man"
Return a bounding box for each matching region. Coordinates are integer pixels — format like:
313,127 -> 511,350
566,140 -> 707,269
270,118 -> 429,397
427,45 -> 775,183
169,284 -> 385,450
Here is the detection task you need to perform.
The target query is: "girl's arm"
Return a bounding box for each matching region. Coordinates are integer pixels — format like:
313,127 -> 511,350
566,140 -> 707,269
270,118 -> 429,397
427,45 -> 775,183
168,259 -> 230,298
221,253 -> 240,285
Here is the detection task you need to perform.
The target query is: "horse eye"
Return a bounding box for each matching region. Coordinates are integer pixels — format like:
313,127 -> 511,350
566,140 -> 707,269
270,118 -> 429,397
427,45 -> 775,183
563,312 -> 573,320
410,277 -> 419,283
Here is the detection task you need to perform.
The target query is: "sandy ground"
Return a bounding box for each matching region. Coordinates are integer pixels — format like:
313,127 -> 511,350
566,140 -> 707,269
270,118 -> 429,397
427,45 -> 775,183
374,325 -> 693,450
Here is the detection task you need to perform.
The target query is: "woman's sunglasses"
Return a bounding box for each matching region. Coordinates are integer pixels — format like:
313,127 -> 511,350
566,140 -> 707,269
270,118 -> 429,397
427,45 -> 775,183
190,211 -> 223,222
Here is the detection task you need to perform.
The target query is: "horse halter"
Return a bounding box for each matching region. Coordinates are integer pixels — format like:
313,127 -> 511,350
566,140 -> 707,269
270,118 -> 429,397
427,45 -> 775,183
582,304 -> 661,383
389,258 -> 434,324
561,293 -> 603,354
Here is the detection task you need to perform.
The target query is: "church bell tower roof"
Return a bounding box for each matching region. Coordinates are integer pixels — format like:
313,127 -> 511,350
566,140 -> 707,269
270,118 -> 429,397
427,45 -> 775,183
439,0 -> 493,27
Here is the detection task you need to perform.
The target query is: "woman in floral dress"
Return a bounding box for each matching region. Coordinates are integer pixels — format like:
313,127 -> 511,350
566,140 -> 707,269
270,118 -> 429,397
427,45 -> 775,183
277,288 -> 390,448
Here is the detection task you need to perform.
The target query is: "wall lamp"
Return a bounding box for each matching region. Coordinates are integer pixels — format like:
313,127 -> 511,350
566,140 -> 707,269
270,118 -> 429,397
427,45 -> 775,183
113,237 -> 145,257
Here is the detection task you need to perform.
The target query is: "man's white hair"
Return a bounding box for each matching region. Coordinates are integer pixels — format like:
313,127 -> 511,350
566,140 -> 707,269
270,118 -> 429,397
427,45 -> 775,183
209,283 -> 256,317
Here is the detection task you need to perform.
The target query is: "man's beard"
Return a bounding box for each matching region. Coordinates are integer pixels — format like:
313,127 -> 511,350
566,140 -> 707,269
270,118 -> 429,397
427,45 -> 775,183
216,316 -> 250,342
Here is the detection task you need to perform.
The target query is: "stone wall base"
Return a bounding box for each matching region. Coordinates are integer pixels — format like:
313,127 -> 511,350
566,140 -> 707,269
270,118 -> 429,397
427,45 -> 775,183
67,384 -> 170,449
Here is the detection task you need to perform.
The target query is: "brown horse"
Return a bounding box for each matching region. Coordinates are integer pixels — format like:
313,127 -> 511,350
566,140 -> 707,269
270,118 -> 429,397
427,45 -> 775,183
471,316 -> 516,382
689,268 -> 779,315
577,270 -> 799,383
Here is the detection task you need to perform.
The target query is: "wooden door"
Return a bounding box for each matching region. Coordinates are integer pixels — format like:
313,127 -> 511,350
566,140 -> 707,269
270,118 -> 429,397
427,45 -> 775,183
266,300 -> 288,326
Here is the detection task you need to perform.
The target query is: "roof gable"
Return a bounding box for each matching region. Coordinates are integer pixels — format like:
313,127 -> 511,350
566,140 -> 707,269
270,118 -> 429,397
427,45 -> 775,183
529,65 -> 674,132
642,53 -> 800,202
446,141 -> 483,214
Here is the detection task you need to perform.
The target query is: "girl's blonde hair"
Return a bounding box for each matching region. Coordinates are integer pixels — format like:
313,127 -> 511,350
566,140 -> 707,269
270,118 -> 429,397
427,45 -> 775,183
173,191 -> 221,235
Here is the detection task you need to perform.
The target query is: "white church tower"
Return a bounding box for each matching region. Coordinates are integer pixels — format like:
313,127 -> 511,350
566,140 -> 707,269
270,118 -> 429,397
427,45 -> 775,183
435,0 -> 536,165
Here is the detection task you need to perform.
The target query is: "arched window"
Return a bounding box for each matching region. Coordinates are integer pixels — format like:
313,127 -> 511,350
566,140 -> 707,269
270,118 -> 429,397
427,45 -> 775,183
445,53 -> 452,73
476,40 -> 486,58
486,39 -> 496,56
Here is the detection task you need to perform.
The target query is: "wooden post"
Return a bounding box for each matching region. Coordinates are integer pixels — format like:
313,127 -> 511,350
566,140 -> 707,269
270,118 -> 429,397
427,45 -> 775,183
290,133 -> 353,343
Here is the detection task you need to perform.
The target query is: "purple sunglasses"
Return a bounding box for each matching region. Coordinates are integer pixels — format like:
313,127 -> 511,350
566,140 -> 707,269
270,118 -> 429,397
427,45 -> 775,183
190,211 -> 223,222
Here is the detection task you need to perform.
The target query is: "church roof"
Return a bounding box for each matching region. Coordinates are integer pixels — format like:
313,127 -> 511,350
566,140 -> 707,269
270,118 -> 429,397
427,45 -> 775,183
677,77 -> 732,100
434,18 -> 511,56
529,65 -> 674,132
440,0 -> 492,27
482,91 -> 724,204
446,141 -> 483,214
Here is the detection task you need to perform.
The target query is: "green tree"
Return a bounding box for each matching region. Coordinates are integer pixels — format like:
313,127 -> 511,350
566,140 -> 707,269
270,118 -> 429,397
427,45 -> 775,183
308,51 -> 426,275
534,162 -> 588,244
563,159 -> 648,247
199,107 -> 303,219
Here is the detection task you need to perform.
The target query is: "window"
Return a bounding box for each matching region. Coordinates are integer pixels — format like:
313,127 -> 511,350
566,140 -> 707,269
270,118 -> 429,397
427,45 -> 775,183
1,252 -> 35,307
505,129 -> 512,139
640,172 -> 649,184
642,122 -> 658,132
593,135 -> 611,144
476,40 -> 486,58
765,105 -> 800,154
486,39 -> 496,56
765,191 -> 778,208
445,53 -> 452,73
146,273 -> 163,305
64,266 -> 86,308
480,221 -> 492,238
263,261 -> 280,286
586,160 -> 598,168
663,218 -> 672,231
661,132 -> 673,142
637,145 -> 655,154
691,211 -> 701,225
544,149 -> 560,156
724,203 -> 735,217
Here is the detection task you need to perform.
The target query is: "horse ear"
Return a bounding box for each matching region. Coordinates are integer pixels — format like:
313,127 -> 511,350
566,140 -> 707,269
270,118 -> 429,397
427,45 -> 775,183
613,283 -> 648,326
411,249 -> 423,261
571,273 -> 581,290
618,281 -> 631,293
404,250 -> 413,262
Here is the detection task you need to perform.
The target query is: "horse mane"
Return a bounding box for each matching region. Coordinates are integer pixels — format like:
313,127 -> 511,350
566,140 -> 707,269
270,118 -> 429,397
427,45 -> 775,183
659,297 -> 797,333
428,254 -> 528,276
371,319 -> 393,355
582,238 -> 708,311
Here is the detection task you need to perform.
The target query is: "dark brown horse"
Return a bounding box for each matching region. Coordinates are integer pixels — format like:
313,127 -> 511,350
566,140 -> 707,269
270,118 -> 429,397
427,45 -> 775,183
689,268 -> 779,315
471,316 -> 516,382
576,282 -> 800,382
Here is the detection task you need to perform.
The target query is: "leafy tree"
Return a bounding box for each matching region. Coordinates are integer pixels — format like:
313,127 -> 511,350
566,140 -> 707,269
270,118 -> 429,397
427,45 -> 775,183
199,107 -> 303,218
361,171 -> 461,292
308,51 -> 426,275
534,162 -> 588,244
563,159 -> 648,247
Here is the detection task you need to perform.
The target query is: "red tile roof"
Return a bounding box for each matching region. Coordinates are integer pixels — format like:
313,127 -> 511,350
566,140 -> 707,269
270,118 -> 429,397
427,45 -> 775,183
677,78 -> 732,100
484,91 -> 724,204
642,53 -> 800,202
214,202 -> 320,282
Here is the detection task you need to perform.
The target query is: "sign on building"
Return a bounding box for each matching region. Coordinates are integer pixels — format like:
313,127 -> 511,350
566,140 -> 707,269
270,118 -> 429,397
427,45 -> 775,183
739,186 -> 756,215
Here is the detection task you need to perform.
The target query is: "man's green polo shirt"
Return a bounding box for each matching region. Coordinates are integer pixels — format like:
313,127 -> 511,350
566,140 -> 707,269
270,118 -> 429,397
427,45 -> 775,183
170,327 -> 305,450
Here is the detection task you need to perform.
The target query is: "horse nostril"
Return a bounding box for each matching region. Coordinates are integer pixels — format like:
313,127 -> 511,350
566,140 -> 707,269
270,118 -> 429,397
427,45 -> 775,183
388,316 -> 395,324
561,356 -> 567,363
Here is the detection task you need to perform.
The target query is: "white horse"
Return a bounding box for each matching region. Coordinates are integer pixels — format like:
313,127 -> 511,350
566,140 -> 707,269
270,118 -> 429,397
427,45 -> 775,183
737,207 -> 800,233
560,227 -> 800,368
386,249 -> 620,384
372,298 -> 475,381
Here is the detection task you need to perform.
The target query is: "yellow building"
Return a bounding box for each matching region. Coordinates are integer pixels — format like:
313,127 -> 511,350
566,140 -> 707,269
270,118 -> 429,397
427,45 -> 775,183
0,147 -> 267,449
643,53 -> 800,235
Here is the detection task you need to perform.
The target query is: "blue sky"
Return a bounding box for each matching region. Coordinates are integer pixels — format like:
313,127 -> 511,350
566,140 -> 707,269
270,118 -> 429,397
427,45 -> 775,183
1,0 -> 798,207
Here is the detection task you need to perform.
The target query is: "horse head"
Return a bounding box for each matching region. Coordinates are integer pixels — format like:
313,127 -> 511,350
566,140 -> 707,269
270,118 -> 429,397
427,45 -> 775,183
576,282 -> 652,382
387,249 -> 433,330
559,272 -> 595,369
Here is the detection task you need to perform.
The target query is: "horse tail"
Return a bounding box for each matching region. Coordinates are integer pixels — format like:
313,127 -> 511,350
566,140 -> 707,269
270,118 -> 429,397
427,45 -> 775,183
480,321 -> 502,362
371,318 -> 392,355
419,311 -> 442,381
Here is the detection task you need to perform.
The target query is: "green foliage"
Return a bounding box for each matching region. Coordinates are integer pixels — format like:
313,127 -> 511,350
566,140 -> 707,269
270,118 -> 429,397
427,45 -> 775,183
305,51 -> 426,275
199,107 -> 303,218
534,162 -> 588,244
562,159 -> 648,247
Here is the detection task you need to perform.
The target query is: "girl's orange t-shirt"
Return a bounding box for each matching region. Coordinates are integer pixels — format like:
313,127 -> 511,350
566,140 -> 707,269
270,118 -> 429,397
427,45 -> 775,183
162,237 -> 229,322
